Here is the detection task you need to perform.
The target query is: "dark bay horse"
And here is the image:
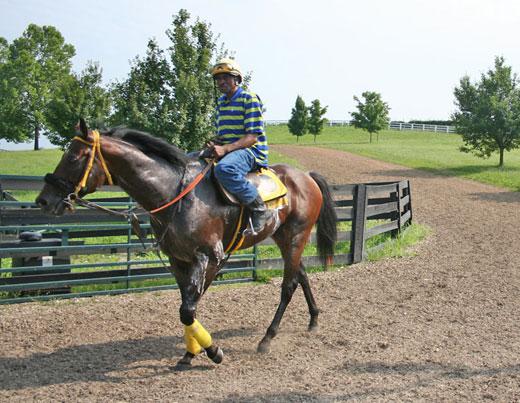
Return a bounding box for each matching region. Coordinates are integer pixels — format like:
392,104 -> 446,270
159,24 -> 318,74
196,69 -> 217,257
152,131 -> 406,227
36,119 -> 337,366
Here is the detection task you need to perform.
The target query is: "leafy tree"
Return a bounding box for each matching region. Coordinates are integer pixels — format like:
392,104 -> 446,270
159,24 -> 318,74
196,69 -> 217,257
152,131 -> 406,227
350,91 -> 390,142
167,9 -> 217,151
110,10 -> 218,152
452,56 -> 520,166
0,24 -> 75,149
308,99 -> 328,143
288,95 -> 308,142
46,61 -> 111,147
109,38 -> 175,142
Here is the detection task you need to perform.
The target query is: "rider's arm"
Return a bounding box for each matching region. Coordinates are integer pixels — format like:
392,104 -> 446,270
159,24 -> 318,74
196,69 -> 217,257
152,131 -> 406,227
211,133 -> 258,159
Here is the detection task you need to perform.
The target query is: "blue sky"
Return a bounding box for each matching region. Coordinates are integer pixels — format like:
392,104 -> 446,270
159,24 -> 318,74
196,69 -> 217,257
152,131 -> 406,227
1,0 -> 519,150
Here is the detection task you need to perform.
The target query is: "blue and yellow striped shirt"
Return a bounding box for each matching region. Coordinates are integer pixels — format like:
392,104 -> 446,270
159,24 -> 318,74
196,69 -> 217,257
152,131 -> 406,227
215,87 -> 268,166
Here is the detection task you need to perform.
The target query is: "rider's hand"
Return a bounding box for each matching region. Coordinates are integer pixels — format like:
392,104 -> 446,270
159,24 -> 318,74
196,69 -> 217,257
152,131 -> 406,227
211,144 -> 228,159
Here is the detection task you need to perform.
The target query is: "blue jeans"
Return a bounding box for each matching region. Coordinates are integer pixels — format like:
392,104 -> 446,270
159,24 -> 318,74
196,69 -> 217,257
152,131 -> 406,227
188,149 -> 259,204
214,149 -> 259,205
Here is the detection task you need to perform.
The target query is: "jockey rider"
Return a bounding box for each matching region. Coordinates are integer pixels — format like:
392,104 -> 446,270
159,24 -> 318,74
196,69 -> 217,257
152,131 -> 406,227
209,58 -> 271,235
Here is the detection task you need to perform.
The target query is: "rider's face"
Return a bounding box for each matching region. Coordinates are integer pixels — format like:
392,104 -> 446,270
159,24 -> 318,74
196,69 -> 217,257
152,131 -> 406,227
214,73 -> 239,99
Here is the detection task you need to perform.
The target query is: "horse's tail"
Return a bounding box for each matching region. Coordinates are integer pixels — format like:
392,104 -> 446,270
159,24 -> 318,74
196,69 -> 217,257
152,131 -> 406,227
309,172 -> 338,267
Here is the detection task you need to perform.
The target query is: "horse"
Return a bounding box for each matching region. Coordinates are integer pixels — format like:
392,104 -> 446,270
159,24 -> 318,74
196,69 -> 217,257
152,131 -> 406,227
36,118 -> 337,366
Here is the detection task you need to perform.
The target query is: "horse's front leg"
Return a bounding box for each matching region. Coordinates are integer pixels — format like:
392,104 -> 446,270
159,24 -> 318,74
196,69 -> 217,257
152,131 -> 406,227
172,254 -> 224,366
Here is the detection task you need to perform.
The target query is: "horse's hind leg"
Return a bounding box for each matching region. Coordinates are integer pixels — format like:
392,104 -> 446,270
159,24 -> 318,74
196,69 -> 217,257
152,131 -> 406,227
257,265 -> 300,354
257,230 -> 315,354
297,262 -> 319,332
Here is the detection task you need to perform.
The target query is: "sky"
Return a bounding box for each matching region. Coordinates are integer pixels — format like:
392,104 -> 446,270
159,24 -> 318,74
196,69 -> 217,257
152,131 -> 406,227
1,0 -> 520,150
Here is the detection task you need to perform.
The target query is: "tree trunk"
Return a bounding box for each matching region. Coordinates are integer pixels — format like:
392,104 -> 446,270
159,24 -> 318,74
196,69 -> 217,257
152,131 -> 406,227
499,147 -> 504,166
33,127 -> 40,151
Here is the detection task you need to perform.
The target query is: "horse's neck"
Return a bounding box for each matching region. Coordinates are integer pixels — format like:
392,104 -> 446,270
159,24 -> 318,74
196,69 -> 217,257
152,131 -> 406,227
103,139 -> 185,212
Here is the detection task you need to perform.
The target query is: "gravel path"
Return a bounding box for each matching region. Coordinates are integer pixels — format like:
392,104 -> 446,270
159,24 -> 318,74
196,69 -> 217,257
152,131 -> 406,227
1,146 -> 519,402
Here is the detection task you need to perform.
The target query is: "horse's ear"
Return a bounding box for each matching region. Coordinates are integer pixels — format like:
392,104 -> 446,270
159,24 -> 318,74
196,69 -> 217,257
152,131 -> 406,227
77,118 -> 89,139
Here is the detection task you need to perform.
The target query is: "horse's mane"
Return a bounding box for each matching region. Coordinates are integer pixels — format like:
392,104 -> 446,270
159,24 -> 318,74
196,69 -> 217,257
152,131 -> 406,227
104,127 -> 188,167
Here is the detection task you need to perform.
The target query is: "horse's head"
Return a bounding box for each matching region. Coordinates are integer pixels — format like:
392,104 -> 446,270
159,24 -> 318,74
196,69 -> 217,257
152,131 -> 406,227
36,118 -> 111,216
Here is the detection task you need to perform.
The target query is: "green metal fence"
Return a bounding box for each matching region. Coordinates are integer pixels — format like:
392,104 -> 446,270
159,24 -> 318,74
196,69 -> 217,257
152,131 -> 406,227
0,175 -> 258,304
1,175 -> 412,304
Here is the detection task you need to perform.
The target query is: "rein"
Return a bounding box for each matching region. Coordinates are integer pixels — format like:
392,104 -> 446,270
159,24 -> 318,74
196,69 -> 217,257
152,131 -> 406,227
149,158 -> 214,214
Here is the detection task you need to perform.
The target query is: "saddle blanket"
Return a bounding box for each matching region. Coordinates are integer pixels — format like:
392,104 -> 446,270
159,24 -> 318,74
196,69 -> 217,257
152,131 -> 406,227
216,166 -> 288,209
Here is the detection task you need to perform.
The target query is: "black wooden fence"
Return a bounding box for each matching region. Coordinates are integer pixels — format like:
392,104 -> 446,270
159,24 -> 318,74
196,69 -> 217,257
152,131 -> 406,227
0,175 -> 412,304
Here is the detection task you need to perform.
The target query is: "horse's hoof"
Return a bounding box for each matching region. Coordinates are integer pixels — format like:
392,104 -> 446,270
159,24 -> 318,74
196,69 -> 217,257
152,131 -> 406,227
177,351 -> 195,367
206,346 -> 224,364
257,341 -> 271,355
308,323 -> 319,332
172,362 -> 192,371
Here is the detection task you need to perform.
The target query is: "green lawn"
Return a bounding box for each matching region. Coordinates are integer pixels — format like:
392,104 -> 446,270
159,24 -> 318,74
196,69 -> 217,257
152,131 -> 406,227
3,126 -> 519,191
268,125 -> 520,191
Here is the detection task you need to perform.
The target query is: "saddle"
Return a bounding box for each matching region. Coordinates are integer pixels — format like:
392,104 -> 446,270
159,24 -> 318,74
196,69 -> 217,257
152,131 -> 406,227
209,162 -> 288,210
208,163 -> 288,254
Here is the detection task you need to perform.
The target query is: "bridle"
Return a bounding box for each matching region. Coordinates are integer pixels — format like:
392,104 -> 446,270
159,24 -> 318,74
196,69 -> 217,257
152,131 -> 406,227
44,130 -> 113,211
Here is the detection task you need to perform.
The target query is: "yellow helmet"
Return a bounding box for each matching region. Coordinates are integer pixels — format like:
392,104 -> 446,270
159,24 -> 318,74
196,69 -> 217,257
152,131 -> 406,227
211,58 -> 243,83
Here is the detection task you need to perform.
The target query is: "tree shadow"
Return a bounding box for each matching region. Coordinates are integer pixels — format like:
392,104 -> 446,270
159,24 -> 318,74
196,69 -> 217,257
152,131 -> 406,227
468,192 -> 520,203
0,327 -> 256,390
362,167 -> 452,180
208,361 -> 520,402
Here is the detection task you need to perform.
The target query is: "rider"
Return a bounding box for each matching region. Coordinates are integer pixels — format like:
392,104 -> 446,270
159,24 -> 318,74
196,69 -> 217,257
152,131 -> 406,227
209,58 -> 270,235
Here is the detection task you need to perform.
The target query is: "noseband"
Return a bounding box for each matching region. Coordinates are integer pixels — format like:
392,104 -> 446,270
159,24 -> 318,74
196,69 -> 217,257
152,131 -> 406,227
44,130 -> 114,210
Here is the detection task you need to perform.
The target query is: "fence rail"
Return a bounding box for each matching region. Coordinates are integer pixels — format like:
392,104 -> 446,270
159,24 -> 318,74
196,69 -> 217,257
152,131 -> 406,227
1,175 -> 412,304
265,120 -> 456,133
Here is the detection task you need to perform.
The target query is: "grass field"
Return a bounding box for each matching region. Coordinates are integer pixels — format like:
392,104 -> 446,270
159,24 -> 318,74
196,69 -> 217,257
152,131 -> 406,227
268,125 -> 520,191
2,125 -> 520,190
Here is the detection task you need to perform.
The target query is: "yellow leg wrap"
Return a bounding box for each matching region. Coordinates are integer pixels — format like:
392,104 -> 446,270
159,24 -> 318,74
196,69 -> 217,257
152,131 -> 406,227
185,326 -> 202,355
186,319 -> 212,349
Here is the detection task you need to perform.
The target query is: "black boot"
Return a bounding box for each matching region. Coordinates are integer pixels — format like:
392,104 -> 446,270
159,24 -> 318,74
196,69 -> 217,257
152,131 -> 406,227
245,195 -> 271,235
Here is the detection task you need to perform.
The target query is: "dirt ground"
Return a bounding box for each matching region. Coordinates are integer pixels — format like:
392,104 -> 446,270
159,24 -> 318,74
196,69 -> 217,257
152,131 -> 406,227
1,146 -> 519,402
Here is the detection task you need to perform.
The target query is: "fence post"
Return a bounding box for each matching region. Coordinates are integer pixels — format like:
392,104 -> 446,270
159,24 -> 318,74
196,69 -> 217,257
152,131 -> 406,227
391,182 -> 402,238
351,184 -> 367,263
404,180 -> 413,224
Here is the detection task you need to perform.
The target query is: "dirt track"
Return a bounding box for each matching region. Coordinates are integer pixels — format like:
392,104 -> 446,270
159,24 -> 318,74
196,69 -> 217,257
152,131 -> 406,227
1,146 -> 520,402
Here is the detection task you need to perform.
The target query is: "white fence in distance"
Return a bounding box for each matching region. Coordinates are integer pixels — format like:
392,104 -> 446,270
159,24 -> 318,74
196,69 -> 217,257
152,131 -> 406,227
265,120 -> 456,133
388,121 -> 456,133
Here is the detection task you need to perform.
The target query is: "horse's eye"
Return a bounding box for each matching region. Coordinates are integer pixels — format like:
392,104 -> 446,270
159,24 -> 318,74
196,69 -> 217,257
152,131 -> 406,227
67,155 -> 79,164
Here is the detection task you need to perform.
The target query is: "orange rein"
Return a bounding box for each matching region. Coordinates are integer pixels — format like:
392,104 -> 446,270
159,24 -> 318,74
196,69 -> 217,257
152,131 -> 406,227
73,130 -> 211,215
149,158 -> 214,214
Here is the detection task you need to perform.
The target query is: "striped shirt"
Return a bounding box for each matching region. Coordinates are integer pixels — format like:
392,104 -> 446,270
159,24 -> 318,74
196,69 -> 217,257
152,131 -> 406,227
215,87 -> 268,166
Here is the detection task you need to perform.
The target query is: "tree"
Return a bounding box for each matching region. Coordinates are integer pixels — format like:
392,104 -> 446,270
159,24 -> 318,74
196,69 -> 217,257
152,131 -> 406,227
350,91 -> 390,142
167,9 -> 217,151
452,56 -> 520,167
46,61 -> 112,147
288,95 -> 308,142
109,38 -> 175,142
110,10 -> 219,152
308,99 -> 328,143
0,24 -> 75,149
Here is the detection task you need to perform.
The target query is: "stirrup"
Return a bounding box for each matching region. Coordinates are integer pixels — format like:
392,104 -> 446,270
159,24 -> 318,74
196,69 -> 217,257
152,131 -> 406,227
243,217 -> 258,236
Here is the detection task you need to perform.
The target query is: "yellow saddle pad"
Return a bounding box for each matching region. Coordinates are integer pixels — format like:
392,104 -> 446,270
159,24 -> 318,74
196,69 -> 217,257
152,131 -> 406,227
217,166 -> 288,209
